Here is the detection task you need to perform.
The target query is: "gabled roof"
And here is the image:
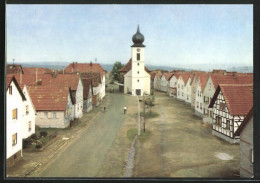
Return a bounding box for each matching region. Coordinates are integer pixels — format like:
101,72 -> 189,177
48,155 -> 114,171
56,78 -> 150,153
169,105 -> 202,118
234,107 -> 253,136
27,85 -> 71,111
6,75 -> 26,100
163,73 -> 174,81
64,62 -> 105,77
48,74 -> 80,91
81,72 -> 101,87
23,67 -> 53,74
118,58 -> 151,73
150,73 -> 156,81
6,64 -> 24,74
8,73 -> 54,89
155,73 -> 163,79
179,74 -> 190,84
209,84 -> 253,116
198,74 -> 210,91
82,78 -> 93,100
210,75 -> 253,89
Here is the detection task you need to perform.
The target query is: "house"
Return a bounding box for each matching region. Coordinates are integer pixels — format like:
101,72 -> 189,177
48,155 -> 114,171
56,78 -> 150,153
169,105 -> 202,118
153,73 -> 162,91
202,75 -> 253,124
82,78 -> 93,112
6,76 -> 26,167
6,64 -> 24,74
168,74 -> 180,97
194,74 -> 209,118
160,73 -> 173,93
176,74 -> 191,101
208,84 -> 253,143
234,108 -> 253,178
64,62 -> 106,100
150,72 -> 156,90
27,85 -> 74,128
50,74 -> 84,119
81,72 -> 102,106
184,75 -> 194,104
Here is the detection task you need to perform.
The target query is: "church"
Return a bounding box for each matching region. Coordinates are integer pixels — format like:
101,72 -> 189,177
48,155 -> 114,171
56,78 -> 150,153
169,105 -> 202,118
119,25 -> 151,96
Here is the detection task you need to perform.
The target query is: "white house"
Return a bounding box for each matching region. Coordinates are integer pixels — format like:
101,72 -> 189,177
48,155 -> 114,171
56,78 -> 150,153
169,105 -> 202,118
168,74 -> 180,97
82,78 -> 93,112
153,73 -> 162,91
120,26 -> 151,96
184,75 -> 193,104
194,75 -> 209,118
208,84 -> 253,143
160,73 -> 173,93
6,76 -> 26,167
202,74 -> 253,124
176,74 -> 190,101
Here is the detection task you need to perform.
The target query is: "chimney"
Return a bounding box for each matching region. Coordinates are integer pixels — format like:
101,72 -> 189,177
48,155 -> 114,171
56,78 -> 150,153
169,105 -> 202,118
90,61 -> 92,66
37,79 -> 42,85
233,72 -> 237,78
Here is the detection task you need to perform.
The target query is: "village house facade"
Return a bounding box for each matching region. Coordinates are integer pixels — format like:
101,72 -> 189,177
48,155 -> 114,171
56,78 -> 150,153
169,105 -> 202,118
209,84 -> 253,143
184,75 -> 193,104
6,76 -> 26,167
160,73 -> 173,93
235,108 -> 253,178
153,73 -> 162,91
82,78 -> 93,112
168,74 -> 179,97
176,74 -> 191,101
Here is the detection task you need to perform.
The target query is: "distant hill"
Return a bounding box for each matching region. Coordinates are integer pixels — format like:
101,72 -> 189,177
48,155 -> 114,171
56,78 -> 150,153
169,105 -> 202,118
8,62 -> 253,73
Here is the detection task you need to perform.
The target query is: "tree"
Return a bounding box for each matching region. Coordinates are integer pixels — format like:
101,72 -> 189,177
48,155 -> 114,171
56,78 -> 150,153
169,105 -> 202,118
111,61 -> 124,83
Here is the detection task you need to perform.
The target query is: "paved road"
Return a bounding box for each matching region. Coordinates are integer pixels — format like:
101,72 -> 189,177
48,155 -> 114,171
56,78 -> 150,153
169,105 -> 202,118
39,91 -> 129,177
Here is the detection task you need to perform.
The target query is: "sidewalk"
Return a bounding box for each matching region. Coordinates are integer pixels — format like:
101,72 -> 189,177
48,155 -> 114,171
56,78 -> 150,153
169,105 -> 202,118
6,95 -> 111,177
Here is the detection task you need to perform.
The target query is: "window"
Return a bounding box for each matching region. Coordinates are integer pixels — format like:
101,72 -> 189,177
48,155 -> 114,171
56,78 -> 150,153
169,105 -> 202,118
137,53 -> 140,60
198,91 -> 199,96
216,116 -> 222,125
12,133 -> 17,146
9,86 -> 12,95
226,120 -> 230,130
137,71 -> 139,74
12,109 -> 17,119
137,63 -> 139,66
250,148 -> 254,163
197,102 -> 199,108
200,103 -> 202,110
210,110 -> 213,117
28,121 -> 32,131
44,112 -> 48,119
53,112 -> 57,118
178,84 -> 180,89
137,79 -> 139,82
178,91 -> 180,96
26,105 -> 29,115
220,102 -> 225,111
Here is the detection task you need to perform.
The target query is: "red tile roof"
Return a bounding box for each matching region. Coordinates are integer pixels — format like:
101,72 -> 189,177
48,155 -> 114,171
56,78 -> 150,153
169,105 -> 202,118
210,75 -> 253,89
23,67 -> 53,74
198,74 -> 210,90
64,62 -> 105,77
6,64 -> 23,74
47,74 -> 80,91
118,58 -> 151,73
27,85 -> 71,111
163,73 -> 174,81
80,72 -> 101,87
150,73 -> 156,80
209,84 -> 253,116
82,78 -> 92,100
6,75 -> 26,100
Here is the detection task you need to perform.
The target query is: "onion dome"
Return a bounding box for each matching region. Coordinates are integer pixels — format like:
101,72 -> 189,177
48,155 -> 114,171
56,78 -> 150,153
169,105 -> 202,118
131,25 -> 145,47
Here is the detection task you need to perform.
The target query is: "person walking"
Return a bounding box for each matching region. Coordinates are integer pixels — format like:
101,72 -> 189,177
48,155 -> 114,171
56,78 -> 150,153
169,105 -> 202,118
124,106 -> 127,114
103,106 -> 106,112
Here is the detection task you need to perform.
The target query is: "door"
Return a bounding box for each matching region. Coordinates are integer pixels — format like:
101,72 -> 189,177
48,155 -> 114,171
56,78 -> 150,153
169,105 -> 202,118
136,89 -> 141,96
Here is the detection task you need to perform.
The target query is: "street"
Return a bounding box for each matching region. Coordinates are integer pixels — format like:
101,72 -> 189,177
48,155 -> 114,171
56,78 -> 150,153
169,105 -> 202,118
37,90 -> 129,177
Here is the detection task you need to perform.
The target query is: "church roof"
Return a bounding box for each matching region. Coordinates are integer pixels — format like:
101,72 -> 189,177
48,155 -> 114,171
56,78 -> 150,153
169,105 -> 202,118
131,25 -> 145,47
118,58 -> 151,74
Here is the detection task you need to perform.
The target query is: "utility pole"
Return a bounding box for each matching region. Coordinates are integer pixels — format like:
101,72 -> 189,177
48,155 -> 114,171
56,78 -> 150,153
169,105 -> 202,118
137,96 -> 140,136
143,93 -> 145,132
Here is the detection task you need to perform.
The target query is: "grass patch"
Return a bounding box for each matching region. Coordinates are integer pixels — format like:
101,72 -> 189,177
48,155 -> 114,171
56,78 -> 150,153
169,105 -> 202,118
138,129 -> 151,142
140,111 -> 159,119
127,128 -> 138,141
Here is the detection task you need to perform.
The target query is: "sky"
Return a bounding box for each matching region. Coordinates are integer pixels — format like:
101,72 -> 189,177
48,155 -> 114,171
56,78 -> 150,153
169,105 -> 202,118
6,5 -> 253,66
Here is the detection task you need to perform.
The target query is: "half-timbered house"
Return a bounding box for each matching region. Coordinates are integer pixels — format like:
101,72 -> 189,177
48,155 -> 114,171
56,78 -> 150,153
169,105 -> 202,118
208,84 -> 253,143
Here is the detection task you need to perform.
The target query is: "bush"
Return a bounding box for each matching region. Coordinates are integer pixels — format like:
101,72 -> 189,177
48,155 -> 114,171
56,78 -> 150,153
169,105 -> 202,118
35,144 -> 42,149
31,134 -> 37,140
110,81 -> 114,84
40,131 -> 48,137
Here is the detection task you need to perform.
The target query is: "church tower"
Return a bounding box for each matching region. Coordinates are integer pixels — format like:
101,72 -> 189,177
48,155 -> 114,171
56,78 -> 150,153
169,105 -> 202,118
130,25 -> 150,96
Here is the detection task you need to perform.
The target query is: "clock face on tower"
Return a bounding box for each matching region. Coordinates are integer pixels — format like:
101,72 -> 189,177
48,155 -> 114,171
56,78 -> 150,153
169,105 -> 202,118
137,48 -> 140,52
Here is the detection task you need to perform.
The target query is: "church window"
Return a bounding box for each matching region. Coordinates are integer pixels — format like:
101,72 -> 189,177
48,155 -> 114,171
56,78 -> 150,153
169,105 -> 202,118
137,79 -> 139,82
137,53 -> 140,60
137,71 -> 139,74
137,63 -> 139,66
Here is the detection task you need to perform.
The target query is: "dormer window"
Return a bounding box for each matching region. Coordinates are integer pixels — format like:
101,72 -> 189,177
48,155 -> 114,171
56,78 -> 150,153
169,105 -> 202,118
9,86 -> 12,95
